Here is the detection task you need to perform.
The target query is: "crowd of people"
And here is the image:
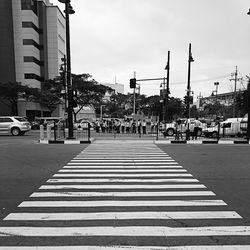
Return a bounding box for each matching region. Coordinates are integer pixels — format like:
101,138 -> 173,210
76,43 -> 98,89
93,119 -> 158,134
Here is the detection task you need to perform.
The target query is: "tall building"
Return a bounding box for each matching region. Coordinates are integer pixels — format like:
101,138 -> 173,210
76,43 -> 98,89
0,0 -> 65,119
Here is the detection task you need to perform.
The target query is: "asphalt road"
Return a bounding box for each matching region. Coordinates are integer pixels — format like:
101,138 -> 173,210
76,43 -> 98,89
0,131 -> 88,220
157,144 -> 250,222
0,133 -> 249,248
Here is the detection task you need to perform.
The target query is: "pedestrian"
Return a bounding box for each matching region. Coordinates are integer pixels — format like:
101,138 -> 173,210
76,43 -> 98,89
121,119 -> 125,133
175,118 -> 183,140
151,120 -> 155,133
137,119 -> 141,134
192,117 -> 202,140
142,120 -> 147,134
132,120 -> 136,134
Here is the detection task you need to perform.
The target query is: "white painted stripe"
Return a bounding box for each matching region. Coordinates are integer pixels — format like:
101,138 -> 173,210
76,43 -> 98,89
47,178 -> 199,183
53,173 -> 193,177
4,211 -> 241,221
64,165 -> 183,169
71,159 -> 175,162
68,162 -> 178,165
74,156 -> 170,159
18,199 -> 227,207
39,184 -> 206,190
0,245 -> 249,250
59,169 -> 187,173
30,191 -> 215,197
0,226 -> 249,236
68,162 -> 179,165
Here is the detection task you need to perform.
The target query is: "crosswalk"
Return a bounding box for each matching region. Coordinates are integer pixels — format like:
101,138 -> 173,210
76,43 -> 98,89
0,140 -> 249,249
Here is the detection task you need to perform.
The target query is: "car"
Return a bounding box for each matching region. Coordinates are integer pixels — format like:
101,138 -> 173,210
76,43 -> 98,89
0,116 -> 31,136
34,117 -> 64,129
74,120 -> 94,130
160,118 -> 206,137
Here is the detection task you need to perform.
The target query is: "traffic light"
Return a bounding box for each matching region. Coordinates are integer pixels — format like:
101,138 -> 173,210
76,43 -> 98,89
72,90 -> 78,108
130,78 -> 136,88
184,95 -> 188,104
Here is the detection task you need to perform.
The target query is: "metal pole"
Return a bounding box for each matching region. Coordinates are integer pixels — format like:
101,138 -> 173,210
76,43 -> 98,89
166,51 -> 170,122
186,43 -> 192,119
233,66 -> 238,118
133,71 -> 136,114
65,1 -> 74,139
247,76 -> 250,142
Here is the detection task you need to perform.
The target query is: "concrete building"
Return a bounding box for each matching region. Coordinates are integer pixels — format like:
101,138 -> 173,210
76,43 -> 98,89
0,0 -> 65,120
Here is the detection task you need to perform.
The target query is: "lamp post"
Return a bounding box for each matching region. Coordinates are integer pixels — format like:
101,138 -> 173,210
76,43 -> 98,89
165,51 -> 170,123
58,0 -> 75,139
247,10 -> 250,141
186,43 -> 194,140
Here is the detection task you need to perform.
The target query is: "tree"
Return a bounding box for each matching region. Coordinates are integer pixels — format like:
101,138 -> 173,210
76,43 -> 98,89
71,74 -> 113,120
39,79 -> 64,114
0,82 -> 39,115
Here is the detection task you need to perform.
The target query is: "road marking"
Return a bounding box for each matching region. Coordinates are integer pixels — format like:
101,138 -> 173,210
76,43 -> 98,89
0,226 -> 249,236
63,165 -> 183,169
58,169 -> 187,173
18,199 -> 227,207
71,159 -> 175,162
30,191 -> 215,197
53,173 -> 193,177
4,211 -> 241,221
67,162 -> 179,165
39,184 -> 206,190
47,178 -> 199,183
0,246 -> 249,250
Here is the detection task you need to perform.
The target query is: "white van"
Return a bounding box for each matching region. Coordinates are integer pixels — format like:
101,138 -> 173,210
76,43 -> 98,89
203,118 -> 242,138
240,114 -> 248,136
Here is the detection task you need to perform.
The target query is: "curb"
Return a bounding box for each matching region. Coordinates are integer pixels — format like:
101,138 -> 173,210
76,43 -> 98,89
38,138 -> 94,144
155,140 -> 250,145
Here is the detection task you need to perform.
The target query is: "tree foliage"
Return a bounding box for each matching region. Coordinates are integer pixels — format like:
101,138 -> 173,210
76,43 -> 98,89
0,82 -> 39,115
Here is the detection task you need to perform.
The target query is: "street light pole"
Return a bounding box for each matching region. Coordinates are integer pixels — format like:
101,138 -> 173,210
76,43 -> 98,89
59,0 -> 75,139
186,43 -> 194,140
186,43 -> 194,119
247,10 -> 250,140
165,51 -> 170,123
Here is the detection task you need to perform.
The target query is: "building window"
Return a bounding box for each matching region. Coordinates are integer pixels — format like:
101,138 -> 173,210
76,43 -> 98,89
24,56 -> 44,66
23,39 -> 43,50
24,73 -> 44,82
21,0 -> 38,15
22,22 -> 43,34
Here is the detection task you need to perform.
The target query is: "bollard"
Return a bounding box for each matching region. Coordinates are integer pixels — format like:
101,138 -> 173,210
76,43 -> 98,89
47,124 -> 51,141
40,125 -> 44,140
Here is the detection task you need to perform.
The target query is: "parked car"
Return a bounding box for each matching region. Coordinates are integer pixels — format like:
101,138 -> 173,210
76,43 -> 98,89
160,118 -> 206,137
203,118 -> 242,138
0,116 -> 31,136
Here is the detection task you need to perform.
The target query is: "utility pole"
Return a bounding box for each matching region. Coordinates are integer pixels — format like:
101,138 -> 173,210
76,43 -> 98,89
247,76 -> 250,141
165,51 -> 170,122
133,71 -> 136,114
230,66 -> 242,117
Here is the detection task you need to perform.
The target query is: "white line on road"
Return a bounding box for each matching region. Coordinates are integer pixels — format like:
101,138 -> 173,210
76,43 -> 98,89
53,173 -> 193,177
38,184 -> 206,190
0,226 -> 249,236
4,211 -> 241,221
58,169 -> 187,173
18,199 -> 227,207
63,165 -> 183,169
30,191 -> 215,197
47,178 -> 199,183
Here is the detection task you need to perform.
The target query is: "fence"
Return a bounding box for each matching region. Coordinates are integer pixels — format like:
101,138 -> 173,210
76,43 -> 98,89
39,121 -> 248,142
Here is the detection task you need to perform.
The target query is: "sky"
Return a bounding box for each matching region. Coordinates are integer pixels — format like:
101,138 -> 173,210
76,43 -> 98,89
51,0 -> 250,101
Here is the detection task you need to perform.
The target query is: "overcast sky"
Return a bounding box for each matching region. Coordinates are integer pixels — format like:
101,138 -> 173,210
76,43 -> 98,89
51,0 -> 250,101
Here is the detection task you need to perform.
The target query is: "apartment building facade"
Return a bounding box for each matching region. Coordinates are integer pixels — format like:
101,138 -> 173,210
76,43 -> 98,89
0,0 -> 66,120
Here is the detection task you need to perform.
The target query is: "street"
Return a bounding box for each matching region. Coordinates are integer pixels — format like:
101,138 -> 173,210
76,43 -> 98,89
0,134 -> 249,248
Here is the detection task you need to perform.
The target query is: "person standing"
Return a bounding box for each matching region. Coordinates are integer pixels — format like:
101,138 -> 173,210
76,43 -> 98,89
175,119 -> 183,140
142,120 -> 147,134
192,117 -> 202,140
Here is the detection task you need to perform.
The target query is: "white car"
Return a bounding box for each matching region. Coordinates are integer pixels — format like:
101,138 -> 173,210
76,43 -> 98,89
0,116 -> 31,136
